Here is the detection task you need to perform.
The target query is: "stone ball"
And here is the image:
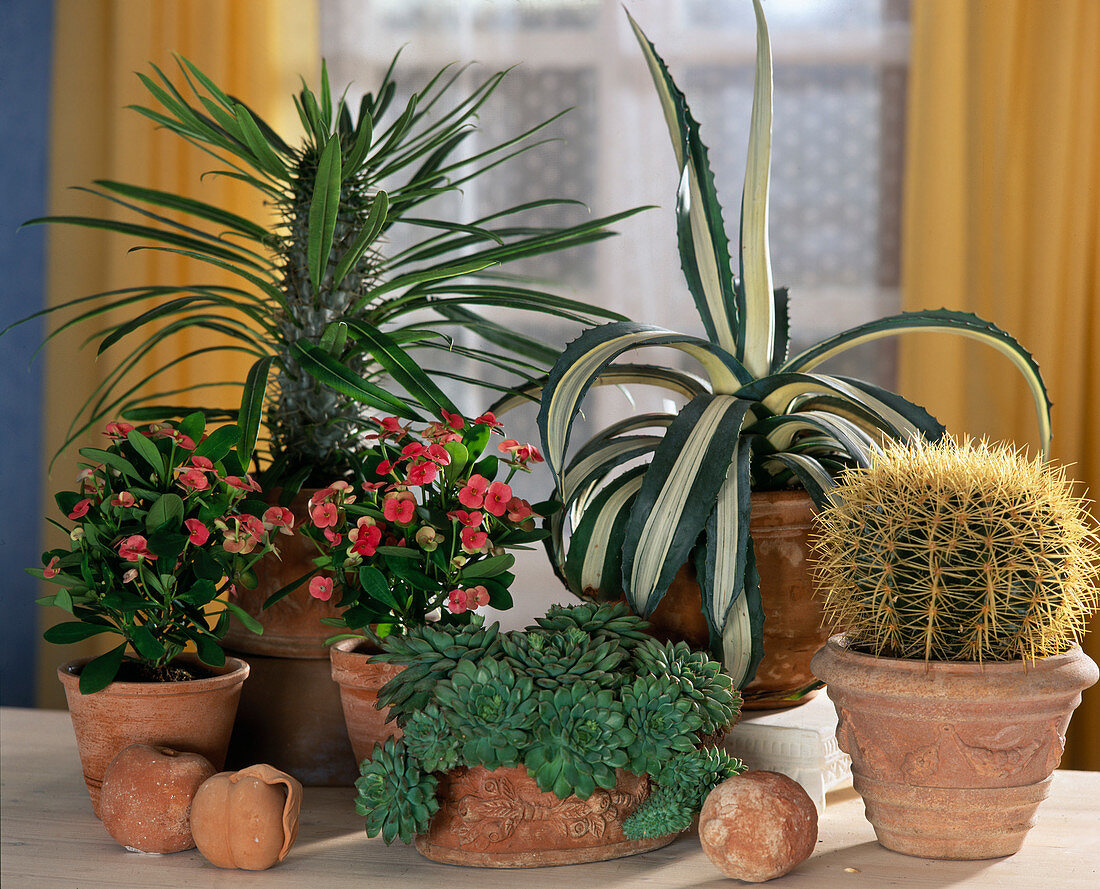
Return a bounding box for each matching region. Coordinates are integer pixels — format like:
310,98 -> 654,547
698,771 -> 818,882
100,744 -> 216,853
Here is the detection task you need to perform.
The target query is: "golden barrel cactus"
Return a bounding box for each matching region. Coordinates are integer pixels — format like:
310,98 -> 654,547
812,438 -> 1098,661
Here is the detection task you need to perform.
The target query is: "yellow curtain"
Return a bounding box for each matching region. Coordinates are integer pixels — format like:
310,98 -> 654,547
901,0 -> 1100,769
38,0 -> 319,707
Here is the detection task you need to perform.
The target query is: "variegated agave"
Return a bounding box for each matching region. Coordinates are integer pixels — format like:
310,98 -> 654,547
13,54 -> 641,484
535,1 -> 1052,688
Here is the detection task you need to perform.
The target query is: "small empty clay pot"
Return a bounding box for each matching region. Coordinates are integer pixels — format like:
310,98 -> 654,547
100,744 -> 216,853
190,764 -> 303,870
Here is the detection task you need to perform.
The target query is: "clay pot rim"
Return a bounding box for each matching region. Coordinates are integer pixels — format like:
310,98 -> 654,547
820,634 -> 1087,675
57,654 -> 249,697
330,636 -> 384,657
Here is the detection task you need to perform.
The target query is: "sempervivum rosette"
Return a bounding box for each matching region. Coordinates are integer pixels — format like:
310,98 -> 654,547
620,675 -> 703,775
633,640 -> 740,735
499,627 -> 625,690
354,738 -> 439,845
529,601 -> 654,652
434,658 -> 537,770
524,683 -> 631,799
400,704 -> 459,774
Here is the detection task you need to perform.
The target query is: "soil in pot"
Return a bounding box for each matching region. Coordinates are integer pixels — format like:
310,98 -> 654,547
329,638 -> 404,766
811,637 -> 1099,859
415,765 -> 676,867
641,489 -> 827,709
58,654 -> 248,818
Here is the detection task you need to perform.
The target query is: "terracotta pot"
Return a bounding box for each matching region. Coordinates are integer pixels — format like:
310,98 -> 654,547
646,489 -> 826,709
811,636 -> 1099,859
415,765 -> 675,867
329,639 -> 405,765
224,650 -> 358,786
58,655 -> 248,819
222,488 -> 340,657
223,488 -> 358,785
190,764 -> 303,870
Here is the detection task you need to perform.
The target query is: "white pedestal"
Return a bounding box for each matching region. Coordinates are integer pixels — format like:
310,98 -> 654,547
723,693 -> 852,813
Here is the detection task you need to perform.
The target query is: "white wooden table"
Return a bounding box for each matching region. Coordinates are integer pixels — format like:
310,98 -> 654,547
2,707 -> 1098,887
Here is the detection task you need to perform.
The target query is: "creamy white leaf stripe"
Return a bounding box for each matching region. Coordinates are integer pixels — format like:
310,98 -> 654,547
578,474 -> 646,595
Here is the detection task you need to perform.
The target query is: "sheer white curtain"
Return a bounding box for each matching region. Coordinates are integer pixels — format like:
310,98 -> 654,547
320,0 -> 910,623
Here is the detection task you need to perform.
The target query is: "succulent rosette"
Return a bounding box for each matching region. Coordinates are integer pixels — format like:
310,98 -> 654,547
354,603 -> 744,845
271,410 -> 555,643
525,683 -> 631,800
633,640 -> 740,735
434,658 -> 537,770
354,738 -> 439,845
32,415 -> 278,693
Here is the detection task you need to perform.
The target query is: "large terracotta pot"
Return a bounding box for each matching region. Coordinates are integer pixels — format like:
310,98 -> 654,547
223,488 -> 357,786
58,654 -> 248,818
415,765 -> 675,867
811,636 -> 1099,859
646,489 -> 826,709
329,639 -> 405,765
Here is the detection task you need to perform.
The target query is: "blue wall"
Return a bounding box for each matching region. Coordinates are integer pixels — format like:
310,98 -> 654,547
0,0 -> 53,707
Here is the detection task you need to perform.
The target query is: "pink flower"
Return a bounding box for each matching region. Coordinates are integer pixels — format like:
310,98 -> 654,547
468,584 -> 491,608
190,455 -> 214,470
447,509 -> 483,528
177,469 -> 209,491
67,499 -> 92,520
506,497 -> 533,523
458,474 -> 489,509
401,442 -> 426,460
361,481 -> 387,492
484,481 -> 513,517
350,524 -> 382,557
423,422 -> 463,443
405,460 -> 439,487
460,526 -> 489,554
122,568 -> 138,583
118,535 -> 156,562
309,576 -> 333,601
446,588 -> 468,614
105,421 -> 135,439
224,475 -> 261,493
237,514 -> 266,543
376,460 -> 394,476
43,556 -> 60,579
262,506 -> 295,535
311,502 -> 338,528
426,443 -> 451,465
383,496 -> 416,524
441,409 -> 465,430
499,439 -> 544,466
184,518 -> 210,546
474,411 -> 503,428
110,491 -> 136,508
380,416 -> 404,433
175,434 -> 196,451
323,527 -> 342,546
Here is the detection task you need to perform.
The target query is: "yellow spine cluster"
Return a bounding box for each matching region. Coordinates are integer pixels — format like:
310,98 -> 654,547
812,438 -> 1099,662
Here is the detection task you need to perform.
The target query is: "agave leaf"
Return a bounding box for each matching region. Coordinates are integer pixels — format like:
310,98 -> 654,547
563,465 -> 648,601
745,410 -> 878,466
561,434 -> 664,505
780,308 -> 1052,452
621,394 -> 753,617
770,286 -> 790,372
538,322 -> 752,486
760,452 -> 837,506
307,137 -> 342,293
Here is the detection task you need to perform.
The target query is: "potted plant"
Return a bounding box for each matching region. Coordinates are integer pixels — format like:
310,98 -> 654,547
31,414 -> 279,817
534,0 -> 1051,704
293,408 -> 554,764
810,437 -> 1099,859
353,602 -> 744,867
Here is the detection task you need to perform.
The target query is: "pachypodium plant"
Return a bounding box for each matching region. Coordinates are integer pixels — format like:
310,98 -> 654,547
10,53 -> 644,484
354,602 -> 746,844
534,0 -> 1052,687
279,409 -> 555,641
812,437 -> 1099,662
31,415 -> 280,693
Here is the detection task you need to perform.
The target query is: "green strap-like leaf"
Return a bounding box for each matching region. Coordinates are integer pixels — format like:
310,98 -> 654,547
290,341 -> 423,420
780,308 -> 1052,452
343,321 -> 456,417
737,0 -> 777,377
539,322 -> 752,487
621,394 -> 753,617
238,356 -> 274,461
78,643 -> 127,695
332,190 -> 389,288
307,137 -> 342,293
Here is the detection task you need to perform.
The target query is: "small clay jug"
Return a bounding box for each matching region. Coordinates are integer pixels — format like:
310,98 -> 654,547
191,764 -> 303,870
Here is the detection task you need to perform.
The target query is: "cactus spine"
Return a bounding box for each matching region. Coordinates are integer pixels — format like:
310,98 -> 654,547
812,438 -> 1098,662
